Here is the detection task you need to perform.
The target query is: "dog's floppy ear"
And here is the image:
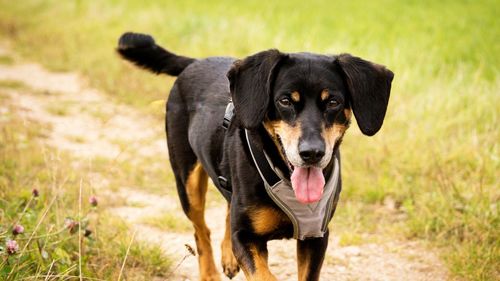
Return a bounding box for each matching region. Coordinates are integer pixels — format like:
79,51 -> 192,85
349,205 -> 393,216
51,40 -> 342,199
336,54 -> 394,136
227,49 -> 286,129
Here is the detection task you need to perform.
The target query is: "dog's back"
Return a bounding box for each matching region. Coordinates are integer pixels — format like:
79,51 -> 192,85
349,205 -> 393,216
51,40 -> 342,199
167,57 -> 234,187
117,32 -> 234,205
119,32 -> 244,279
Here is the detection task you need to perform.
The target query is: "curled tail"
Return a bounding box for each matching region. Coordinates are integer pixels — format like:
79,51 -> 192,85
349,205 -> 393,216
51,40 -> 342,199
117,32 -> 195,76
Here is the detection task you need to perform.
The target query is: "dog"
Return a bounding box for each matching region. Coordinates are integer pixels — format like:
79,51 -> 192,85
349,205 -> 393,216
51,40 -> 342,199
117,32 -> 393,281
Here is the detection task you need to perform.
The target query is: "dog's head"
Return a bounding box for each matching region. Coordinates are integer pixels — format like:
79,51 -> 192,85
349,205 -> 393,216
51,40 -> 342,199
228,50 -> 393,203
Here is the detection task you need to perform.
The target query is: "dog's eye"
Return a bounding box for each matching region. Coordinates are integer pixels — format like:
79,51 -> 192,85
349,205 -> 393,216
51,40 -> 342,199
278,97 -> 292,107
327,99 -> 339,108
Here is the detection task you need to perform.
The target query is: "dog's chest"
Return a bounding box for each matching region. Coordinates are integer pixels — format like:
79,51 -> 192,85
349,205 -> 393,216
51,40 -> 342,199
248,205 -> 292,237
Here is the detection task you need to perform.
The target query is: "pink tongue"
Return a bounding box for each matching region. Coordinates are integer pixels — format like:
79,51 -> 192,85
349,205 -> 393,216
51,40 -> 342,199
291,167 -> 325,204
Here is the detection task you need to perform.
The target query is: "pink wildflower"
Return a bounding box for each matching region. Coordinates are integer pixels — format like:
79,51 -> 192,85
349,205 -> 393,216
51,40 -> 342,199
32,188 -> 39,197
89,195 -> 98,207
64,218 -> 79,234
6,240 -> 19,255
12,224 -> 24,235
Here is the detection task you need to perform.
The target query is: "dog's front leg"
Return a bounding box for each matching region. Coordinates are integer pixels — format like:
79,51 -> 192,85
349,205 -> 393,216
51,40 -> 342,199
232,230 -> 277,281
296,230 -> 329,281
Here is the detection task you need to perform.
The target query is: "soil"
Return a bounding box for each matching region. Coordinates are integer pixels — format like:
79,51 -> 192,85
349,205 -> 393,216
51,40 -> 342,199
0,44 -> 449,281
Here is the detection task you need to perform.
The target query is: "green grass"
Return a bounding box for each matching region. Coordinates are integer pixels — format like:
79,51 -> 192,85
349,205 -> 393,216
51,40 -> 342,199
0,0 -> 498,279
0,97 -> 171,280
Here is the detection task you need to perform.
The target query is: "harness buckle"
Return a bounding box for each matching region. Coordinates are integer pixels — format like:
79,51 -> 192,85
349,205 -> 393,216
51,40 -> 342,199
218,176 -> 228,189
222,101 -> 234,130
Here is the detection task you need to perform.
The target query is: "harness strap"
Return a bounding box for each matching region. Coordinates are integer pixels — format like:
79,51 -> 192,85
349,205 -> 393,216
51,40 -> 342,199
214,101 -> 235,200
244,129 -> 281,187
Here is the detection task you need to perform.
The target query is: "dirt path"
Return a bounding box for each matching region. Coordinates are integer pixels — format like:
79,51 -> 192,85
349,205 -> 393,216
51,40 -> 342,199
0,45 -> 448,281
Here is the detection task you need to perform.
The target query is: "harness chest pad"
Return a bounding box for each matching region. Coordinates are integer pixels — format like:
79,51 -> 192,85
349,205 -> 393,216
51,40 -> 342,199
245,129 -> 341,240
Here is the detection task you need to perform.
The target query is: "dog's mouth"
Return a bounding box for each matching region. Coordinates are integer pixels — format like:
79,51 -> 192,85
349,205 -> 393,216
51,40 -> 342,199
290,166 -> 325,204
275,134 -> 325,204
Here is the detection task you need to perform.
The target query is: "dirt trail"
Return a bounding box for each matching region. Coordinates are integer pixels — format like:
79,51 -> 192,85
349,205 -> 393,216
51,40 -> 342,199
0,45 -> 448,281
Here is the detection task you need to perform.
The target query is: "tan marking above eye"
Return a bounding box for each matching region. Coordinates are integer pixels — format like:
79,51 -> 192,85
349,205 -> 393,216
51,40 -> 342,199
291,91 -> 300,102
321,89 -> 329,101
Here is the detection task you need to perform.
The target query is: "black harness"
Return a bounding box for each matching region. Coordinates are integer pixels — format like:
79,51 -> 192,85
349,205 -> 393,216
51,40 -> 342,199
215,101 -> 235,200
216,116 -> 286,201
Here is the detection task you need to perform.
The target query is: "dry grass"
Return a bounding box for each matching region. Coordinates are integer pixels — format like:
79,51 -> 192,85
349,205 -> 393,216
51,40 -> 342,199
0,96 -> 171,280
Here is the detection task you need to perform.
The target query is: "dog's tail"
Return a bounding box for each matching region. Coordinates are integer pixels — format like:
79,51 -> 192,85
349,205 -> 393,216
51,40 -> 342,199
117,32 -> 195,76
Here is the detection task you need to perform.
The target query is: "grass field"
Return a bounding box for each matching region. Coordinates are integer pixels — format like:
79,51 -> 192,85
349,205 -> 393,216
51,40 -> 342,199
0,92 -> 171,280
0,0 -> 498,280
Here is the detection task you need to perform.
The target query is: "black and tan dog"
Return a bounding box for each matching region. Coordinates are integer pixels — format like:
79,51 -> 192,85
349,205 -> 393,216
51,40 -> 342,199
117,32 -> 393,281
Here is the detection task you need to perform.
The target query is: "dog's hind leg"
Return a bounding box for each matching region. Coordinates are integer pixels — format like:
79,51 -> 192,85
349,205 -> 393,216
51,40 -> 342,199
184,162 -> 220,281
170,159 -> 219,281
167,87 -> 220,281
221,204 -> 240,278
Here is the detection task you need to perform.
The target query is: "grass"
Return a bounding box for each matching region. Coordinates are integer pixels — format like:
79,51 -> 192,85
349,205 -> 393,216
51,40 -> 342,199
141,213 -> 192,233
0,80 -> 28,90
0,0 -> 498,280
0,55 -> 14,65
46,103 -> 70,117
88,153 -> 177,197
0,96 -> 171,280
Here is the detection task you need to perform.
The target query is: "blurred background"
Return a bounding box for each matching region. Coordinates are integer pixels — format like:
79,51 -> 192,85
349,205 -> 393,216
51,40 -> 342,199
0,0 -> 498,280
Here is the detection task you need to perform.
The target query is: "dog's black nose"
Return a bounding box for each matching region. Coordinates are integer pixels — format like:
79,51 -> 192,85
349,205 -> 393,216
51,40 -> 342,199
299,140 -> 325,164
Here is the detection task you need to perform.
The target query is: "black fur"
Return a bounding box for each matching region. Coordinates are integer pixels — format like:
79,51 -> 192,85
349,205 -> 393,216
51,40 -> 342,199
117,32 -> 394,280
117,32 -> 195,76
336,54 -> 394,136
227,49 -> 287,129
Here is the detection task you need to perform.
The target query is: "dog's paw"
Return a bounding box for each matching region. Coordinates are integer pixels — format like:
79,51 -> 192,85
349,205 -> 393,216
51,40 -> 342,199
222,260 -> 240,279
221,249 -> 240,279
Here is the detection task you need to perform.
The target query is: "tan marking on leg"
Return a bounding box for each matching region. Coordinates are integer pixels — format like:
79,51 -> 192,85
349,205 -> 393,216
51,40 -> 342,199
221,204 -> 239,278
321,89 -> 329,101
250,206 -> 287,235
291,91 -> 301,102
186,162 -> 220,281
246,245 -> 277,281
297,237 -> 326,281
297,244 -> 311,281
297,252 -> 311,281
